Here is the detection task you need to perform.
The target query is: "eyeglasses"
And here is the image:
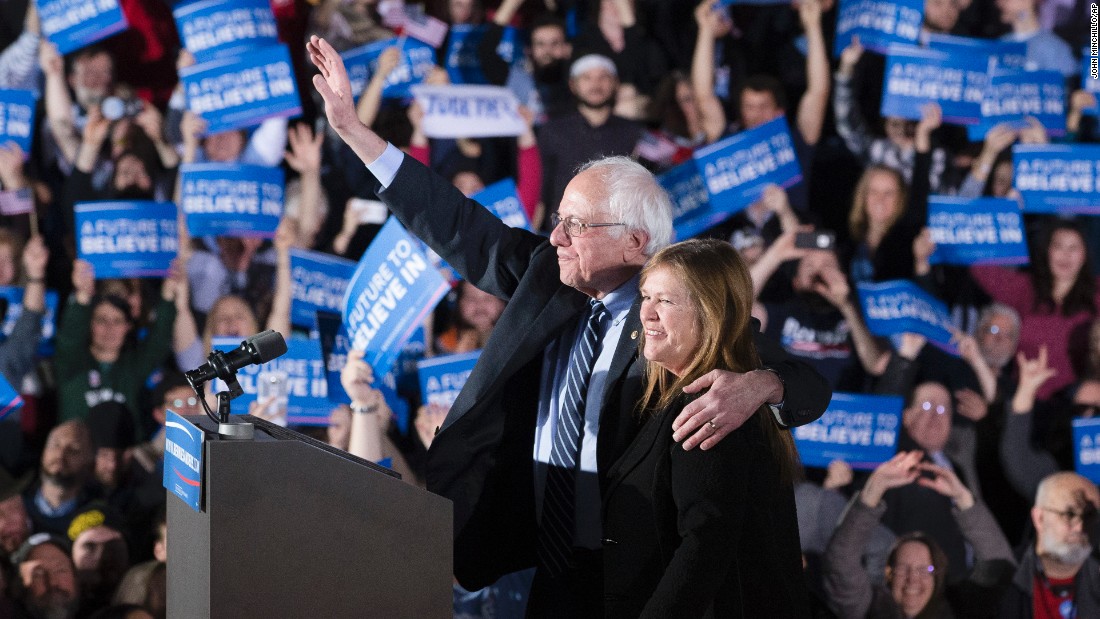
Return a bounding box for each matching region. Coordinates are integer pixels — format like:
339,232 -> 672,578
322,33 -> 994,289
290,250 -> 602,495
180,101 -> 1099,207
1040,506 -> 1097,527
889,564 -> 935,579
550,213 -> 626,238
919,401 -> 947,415
169,397 -> 199,409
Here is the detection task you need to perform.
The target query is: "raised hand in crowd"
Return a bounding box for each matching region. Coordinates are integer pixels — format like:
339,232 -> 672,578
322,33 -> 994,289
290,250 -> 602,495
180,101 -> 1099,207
953,387 -> 988,422
823,458 -> 854,490
179,111 -> 208,164
415,403 -> 449,450
691,0 -> 732,144
1068,90 -> 1098,134
71,259 -> 96,305
340,349 -> 389,462
836,35 -> 863,80
1011,345 -> 1056,415
953,331 -> 998,402
356,45 -> 402,128
916,461 -> 975,510
759,184 -> 799,232
914,102 -> 941,154
0,143 -> 27,190
897,332 -> 927,361
75,105 -> 111,173
284,123 -> 325,247
912,227 -> 935,276
161,257 -> 189,304
1018,116 -> 1049,144
21,236 -> 48,313
860,449 -> 924,508
134,100 -> 179,169
748,225 -> 810,298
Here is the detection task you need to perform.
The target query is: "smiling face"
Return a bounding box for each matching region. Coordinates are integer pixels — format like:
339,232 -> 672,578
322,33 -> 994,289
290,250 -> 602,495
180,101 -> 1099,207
864,170 -> 903,227
903,382 -> 953,453
889,541 -> 936,616
1047,228 -> 1087,285
640,266 -> 700,377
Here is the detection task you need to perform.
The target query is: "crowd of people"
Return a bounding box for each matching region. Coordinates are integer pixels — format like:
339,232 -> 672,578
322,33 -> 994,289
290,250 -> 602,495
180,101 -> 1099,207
1,0 -> 1099,615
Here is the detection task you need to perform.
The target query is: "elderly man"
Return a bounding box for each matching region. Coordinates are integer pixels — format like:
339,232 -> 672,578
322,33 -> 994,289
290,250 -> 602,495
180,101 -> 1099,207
309,35 -> 830,616
9,533 -> 80,619
23,421 -> 99,538
1000,472 -> 1100,616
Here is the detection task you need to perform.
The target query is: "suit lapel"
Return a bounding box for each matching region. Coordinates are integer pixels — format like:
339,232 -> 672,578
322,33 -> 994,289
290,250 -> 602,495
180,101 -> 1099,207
602,405 -> 672,507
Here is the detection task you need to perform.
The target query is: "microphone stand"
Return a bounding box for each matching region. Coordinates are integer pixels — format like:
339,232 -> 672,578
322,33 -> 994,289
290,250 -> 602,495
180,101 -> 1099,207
186,350 -> 255,440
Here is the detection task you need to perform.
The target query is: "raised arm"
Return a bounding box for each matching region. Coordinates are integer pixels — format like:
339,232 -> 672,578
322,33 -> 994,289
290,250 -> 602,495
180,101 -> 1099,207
39,41 -> 79,165
1000,347 -> 1061,500
795,0 -> 829,146
814,263 -> 891,376
355,45 -> 401,129
832,36 -> 873,160
284,123 -> 325,247
691,0 -> 729,144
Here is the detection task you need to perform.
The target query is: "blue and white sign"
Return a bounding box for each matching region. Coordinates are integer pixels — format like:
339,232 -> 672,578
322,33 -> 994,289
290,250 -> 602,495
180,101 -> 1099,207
417,350 -> 480,407
182,44 -> 302,134
1073,417 -> 1100,485
212,337 -> 332,425
163,411 -> 204,512
0,89 -> 36,155
0,287 -> 59,357
290,249 -> 357,329
75,201 -> 178,278
925,34 -> 1027,71
445,24 -> 489,84
179,163 -> 283,237
793,392 -> 902,469
342,218 -> 450,375
0,374 -> 23,420
342,37 -> 437,100
857,280 -> 958,354
968,70 -> 1066,140
411,84 -> 525,138
880,45 -> 986,124
173,0 -> 279,62
834,0 -> 923,56
36,0 -> 128,55
473,178 -> 530,230
693,117 -> 802,218
926,196 -> 1028,266
657,161 -> 715,240
1014,144 -> 1100,214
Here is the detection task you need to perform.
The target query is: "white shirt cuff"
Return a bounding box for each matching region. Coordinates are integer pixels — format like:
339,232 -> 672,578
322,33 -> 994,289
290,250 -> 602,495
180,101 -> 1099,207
365,143 -> 404,189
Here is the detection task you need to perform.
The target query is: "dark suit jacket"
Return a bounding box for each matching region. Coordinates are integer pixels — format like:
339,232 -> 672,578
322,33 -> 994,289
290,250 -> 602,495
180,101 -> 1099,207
602,395 -> 809,618
372,154 -> 832,589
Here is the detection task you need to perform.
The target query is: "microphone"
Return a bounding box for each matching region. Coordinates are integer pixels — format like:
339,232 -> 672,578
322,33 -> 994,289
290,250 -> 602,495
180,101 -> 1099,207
185,330 -> 288,387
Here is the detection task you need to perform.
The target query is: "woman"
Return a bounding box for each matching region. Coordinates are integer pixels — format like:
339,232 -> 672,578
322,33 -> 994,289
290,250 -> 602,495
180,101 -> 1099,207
434,280 -> 506,355
602,238 -> 807,617
971,219 -> 1100,400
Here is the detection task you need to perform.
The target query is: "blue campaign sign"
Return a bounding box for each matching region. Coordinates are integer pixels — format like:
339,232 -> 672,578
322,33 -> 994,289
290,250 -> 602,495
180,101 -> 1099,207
793,392 -> 902,469
857,280 -> 958,354
968,70 -> 1066,140
0,287 -> 60,358
473,178 -> 530,230
174,0 -> 279,63
163,411 -> 204,512
1073,417 -> 1100,485
342,218 -> 450,376
834,0 -> 923,57
290,249 -> 357,328
881,45 -> 986,124
0,89 -> 37,155
212,336 -> 333,425
927,196 -> 1029,266
179,163 -> 283,237
0,373 -> 23,420
445,25 -> 490,84
1013,144 -> 1100,214
75,201 -> 178,278
417,350 -> 480,407
692,117 -> 802,218
657,160 -> 715,241
37,0 -> 128,55
342,37 -> 437,101
924,34 -> 1027,70
181,44 -> 302,134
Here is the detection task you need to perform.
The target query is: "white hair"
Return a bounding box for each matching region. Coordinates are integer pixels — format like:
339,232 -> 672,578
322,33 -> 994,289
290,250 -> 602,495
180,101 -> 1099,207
576,156 -> 673,255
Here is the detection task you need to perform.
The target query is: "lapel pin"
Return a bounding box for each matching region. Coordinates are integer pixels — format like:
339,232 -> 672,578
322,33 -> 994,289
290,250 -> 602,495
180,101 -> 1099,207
630,330 -> 638,340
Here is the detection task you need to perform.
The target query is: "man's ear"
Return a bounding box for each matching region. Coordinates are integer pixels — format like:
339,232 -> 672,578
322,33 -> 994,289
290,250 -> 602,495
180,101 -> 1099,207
624,229 -> 648,260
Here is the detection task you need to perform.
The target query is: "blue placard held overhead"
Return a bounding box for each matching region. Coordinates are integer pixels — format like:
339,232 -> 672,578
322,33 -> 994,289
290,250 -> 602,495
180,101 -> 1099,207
968,70 -> 1066,140
833,0 -> 923,56
0,89 -> 37,155
657,161 -> 712,241
1013,144 -> 1100,214
75,201 -> 178,278
856,280 -> 958,354
472,178 -> 530,230
924,34 -> 1027,70
179,163 -> 283,237
182,45 -> 302,134
342,37 -> 437,100
880,45 -> 986,124
793,392 -> 902,469
1073,417 -> 1100,485
445,24 -> 490,84
926,196 -> 1029,266
0,373 -> 23,420
417,351 -> 480,407
692,117 -> 802,219
342,218 -> 450,376
173,0 -> 280,62
163,411 -> 204,512
0,287 -> 59,357
289,249 -> 357,329
37,0 -> 129,54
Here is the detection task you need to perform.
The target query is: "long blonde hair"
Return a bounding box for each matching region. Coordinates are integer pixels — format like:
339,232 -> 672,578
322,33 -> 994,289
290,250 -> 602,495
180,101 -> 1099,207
638,239 -> 800,483
848,165 -> 907,242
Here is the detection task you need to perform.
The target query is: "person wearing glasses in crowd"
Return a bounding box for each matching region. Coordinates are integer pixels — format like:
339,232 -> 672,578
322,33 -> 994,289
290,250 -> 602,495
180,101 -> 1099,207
824,450 -> 1015,619
307,35 -> 831,615
999,472 -> 1100,617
